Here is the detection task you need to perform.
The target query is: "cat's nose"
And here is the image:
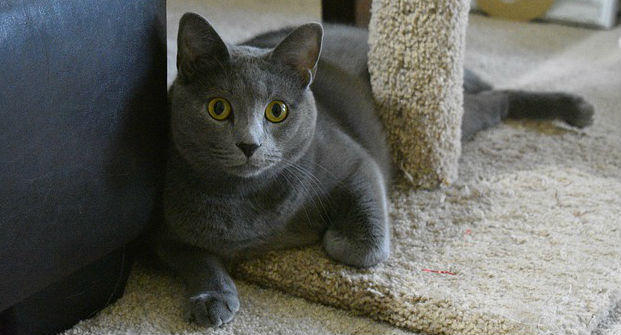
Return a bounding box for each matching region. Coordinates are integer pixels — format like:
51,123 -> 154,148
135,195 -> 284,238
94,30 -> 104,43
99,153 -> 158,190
236,142 -> 261,158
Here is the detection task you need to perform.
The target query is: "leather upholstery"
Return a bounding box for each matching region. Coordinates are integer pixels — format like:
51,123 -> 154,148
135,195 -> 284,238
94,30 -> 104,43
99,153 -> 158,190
1,246 -> 133,335
0,0 -> 167,312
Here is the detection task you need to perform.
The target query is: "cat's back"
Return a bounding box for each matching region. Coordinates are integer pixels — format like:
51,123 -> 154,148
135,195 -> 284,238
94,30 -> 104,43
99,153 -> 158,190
312,25 -> 390,177
311,59 -> 389,175
320,24 -> 370,78
243,24 -> 370,83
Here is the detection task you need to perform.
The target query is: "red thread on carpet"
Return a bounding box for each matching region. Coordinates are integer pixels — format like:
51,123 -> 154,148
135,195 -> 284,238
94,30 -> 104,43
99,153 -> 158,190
422,269 -> 456,275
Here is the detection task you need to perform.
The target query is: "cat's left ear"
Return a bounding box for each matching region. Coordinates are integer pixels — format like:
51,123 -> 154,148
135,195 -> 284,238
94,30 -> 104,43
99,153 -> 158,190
270,23 -> 323,87
177,13 -> 229,82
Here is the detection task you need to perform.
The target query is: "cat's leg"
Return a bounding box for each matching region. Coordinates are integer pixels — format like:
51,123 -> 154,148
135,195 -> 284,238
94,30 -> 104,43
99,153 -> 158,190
461,90 -> 595,141
497,90 -> 594,128
463,68 -> 493,94
461,91 -> 509,141
156,240 -> 239,327
322,158 -> 390,268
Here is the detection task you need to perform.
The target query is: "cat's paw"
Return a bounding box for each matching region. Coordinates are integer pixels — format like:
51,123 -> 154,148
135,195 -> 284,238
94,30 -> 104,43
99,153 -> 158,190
323,229 -> 389,268
561,95 -> 594,128
186,291 -> 240,328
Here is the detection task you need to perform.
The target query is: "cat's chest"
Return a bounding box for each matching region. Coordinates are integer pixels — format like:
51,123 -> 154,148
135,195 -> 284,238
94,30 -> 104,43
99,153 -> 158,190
211,193 -> 294,233
168,180 -> 320,254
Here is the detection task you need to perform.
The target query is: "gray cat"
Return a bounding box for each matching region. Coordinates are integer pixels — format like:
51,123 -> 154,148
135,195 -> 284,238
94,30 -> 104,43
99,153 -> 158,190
156,12 -> 594,328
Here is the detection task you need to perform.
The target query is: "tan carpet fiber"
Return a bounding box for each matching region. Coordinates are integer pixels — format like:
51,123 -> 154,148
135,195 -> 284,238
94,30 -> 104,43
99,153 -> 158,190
368,0 -> 468,188
64,1 -> 621,334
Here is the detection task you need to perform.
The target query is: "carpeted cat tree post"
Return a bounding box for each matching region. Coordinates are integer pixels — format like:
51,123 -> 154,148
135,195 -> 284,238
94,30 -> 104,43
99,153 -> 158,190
368,0 -> 470,188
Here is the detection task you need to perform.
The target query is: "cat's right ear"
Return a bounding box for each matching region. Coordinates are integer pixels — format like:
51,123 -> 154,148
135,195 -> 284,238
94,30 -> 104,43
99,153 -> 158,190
270,23 -> 323,88
176,13 -> 229,82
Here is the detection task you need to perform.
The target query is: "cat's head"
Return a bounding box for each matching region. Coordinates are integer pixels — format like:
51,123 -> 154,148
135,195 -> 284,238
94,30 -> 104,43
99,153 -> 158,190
170,13 -> 323,179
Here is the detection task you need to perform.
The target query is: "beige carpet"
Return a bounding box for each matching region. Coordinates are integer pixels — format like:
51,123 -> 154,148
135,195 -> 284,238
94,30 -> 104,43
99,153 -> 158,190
64,1 -> 621,334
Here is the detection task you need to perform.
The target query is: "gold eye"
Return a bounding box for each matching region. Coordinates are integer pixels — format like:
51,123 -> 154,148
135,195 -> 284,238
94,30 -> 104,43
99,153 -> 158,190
207,98 -> 232,121
265,100 -> 288,123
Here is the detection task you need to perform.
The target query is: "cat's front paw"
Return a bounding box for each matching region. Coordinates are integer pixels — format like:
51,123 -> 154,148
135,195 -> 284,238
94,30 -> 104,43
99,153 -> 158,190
561,94 -> 594,128
186,291 -> 240,328
323,229 -> 389,268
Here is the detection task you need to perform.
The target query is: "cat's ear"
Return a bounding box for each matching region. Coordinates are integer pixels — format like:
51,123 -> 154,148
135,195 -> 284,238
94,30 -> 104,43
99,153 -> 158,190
270,23 -> 323,87
176,13 -> 229,82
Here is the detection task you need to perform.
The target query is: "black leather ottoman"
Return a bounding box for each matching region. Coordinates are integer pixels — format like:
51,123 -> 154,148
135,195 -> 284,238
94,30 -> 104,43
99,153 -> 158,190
0,0 -> 167,333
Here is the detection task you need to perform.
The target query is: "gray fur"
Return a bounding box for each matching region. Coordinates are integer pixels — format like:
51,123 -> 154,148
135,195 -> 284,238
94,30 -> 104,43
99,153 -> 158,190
157,13 -> 594,328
